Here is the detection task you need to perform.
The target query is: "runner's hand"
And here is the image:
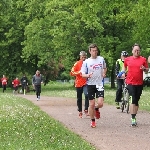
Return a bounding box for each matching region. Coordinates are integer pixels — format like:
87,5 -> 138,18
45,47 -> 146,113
103,73 -> 106,78
88,72 -> 93,78
117,71 -> 125,78
140,65 -> 146,71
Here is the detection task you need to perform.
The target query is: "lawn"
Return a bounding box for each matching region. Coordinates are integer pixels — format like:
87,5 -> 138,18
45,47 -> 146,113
0,91 -> 96,150
1,82 -> 150,150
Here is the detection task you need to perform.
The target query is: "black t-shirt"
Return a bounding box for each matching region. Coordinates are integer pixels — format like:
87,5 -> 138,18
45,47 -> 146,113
21,77 -> 28,85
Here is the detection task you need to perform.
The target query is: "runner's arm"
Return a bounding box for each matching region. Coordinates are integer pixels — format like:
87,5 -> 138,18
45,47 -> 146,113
142,58 -> 149,73
80,61 -> 92,78
70,62 -> 80,76
103,68 -> 107,78
103,60 -> 107,77
115,61 -> 120,76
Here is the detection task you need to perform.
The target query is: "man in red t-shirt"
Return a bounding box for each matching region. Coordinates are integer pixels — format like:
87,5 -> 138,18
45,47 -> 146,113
12,77 -> 20,94
121,43 -> 148,126
1,75 -> 8,93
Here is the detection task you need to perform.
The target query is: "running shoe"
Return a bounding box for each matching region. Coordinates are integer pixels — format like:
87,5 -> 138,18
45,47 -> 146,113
116,102 -> 120,109
84,110 -> 90,116
131,118 -> 137,126
79,112 -> 82,118
91,121 -> 96,128
95,109 -> 100,119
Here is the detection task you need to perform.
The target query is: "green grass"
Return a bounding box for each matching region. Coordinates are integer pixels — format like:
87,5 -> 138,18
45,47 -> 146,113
1,82 -> 150,150
0,93 -> 96,150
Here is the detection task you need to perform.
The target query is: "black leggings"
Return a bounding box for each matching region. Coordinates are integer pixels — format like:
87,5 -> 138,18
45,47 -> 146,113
2,85 -> 6,93
35,85 -> 41,98
115,79 -> 124,102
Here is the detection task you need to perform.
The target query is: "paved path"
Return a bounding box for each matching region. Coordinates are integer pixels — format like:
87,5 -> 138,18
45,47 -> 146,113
17,95 -> 150,150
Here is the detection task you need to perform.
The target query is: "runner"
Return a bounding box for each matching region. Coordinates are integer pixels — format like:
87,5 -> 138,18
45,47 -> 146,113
81,44 -> 107,128
32,70 -> 43,101
12,77 -> 21,95
120,43 -> 148,126
70,51 -> 89,118
21,74 -> 28,95
1,75 -> 8,93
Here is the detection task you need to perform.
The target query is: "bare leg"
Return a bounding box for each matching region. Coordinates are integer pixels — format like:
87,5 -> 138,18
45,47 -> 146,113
130,104 -> 137,114
96,97 -> 104,108
89,99 -> 95,119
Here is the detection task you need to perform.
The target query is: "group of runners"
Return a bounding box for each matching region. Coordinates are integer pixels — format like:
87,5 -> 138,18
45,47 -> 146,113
70,43 -> 149,128
0,75 -> 28,95
0,71 -> 43,100
1,43 -> 148,128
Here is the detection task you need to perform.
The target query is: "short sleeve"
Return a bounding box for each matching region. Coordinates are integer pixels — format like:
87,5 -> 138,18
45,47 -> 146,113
80,60 -> 87,74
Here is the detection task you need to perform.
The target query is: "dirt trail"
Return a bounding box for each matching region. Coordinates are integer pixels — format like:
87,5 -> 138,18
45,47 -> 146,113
17,94 -> 150,150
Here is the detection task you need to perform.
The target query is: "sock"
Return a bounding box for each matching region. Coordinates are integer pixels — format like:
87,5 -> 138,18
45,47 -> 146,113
131,114 -> 136,119
92,119 -> 95,122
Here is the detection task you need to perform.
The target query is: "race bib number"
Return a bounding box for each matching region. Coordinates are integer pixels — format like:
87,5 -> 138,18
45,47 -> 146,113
96,85 -> 104,91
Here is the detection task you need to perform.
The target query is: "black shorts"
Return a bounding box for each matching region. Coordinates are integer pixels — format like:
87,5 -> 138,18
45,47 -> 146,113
14,86 -> 19,91
22,84 -> 27,89
2,85 -> 6,90
127,84 -> 143,105
87,85 -> 104,100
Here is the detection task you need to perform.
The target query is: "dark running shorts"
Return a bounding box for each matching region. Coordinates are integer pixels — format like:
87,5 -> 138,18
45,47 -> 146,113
14,86 -> 19,91
87,85 -> 104,100
127,84 -> 143,105
2,85 -> 6,90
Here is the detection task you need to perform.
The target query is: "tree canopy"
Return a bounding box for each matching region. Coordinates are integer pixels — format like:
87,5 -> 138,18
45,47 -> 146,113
0,0 -> 150,87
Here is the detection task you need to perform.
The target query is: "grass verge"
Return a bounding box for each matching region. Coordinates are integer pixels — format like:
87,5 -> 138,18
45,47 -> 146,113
0,93 -> 96,150
1,82 -> 150,149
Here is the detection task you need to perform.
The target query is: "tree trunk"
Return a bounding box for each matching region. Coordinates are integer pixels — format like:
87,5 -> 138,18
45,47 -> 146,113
110,63 -> 116,88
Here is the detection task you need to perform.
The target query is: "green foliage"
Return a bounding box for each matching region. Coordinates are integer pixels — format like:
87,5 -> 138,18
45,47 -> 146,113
0,0 -> 150,84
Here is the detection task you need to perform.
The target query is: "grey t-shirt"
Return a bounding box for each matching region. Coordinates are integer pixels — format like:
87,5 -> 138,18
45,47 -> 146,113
32,74 -> 43,85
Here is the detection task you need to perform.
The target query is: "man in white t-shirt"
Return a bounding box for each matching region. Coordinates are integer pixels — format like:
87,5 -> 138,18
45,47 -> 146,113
81,44 -> 107,128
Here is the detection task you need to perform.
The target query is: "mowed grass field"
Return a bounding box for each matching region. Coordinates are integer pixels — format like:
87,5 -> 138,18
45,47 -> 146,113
0,84 -> 96,150
0,82 -> 150,150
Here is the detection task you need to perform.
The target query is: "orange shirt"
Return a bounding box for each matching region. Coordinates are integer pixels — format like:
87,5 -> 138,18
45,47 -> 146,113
70,60 -> 87,87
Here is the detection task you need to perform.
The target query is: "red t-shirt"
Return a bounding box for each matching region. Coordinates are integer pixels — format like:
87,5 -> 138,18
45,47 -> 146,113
124,56 -> 148,85
1,77 -> 8,85
12,79 -> 20,87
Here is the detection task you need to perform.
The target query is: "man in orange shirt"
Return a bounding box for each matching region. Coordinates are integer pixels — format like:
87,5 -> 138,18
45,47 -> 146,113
1,75 -> 8,93
70,51 -> 89,118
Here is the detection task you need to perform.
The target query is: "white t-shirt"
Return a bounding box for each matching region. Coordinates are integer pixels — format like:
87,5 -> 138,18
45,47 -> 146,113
81,56 -> 106,85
